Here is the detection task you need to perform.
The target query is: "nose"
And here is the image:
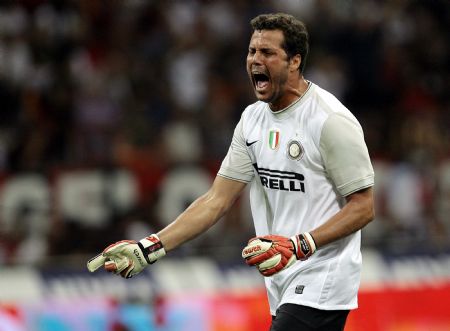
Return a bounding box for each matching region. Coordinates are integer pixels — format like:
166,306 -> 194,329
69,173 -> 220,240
249,51 -> 263,66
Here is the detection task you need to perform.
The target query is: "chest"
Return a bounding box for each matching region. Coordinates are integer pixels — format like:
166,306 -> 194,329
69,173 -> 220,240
244,114 -> 321,170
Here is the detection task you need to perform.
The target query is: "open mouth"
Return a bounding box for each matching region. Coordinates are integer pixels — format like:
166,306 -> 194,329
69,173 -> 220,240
252,71 -> 270,92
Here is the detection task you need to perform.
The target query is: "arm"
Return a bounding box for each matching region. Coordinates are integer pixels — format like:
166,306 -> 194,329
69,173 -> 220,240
87,176 -> 246,277
312,112 -> 375,247
158,176 -> 247,251
88,112 -> 253,277
310,186 -> 375,248
243,187 -> 374,276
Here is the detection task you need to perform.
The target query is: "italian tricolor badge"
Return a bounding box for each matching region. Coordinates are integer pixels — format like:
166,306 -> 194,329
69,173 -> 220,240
268,129 -> 280,150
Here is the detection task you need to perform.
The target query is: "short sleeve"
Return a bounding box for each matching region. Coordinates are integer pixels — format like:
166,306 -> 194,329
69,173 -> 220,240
320,113 -> 374,196
217,116 -> 254,183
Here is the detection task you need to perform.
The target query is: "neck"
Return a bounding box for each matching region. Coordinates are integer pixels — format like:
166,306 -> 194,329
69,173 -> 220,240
269,77 -> 309,112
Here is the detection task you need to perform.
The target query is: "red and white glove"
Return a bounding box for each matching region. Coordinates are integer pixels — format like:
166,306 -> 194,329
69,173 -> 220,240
242,233 -> 316,277
87,234 -> 166,278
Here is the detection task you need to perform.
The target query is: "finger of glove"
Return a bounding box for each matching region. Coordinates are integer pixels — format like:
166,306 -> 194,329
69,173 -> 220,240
87,254 -> 107,272
261,235 -> 288,242
103,240 -> 136,255
242,242 -> 272,260
258,251 -> 291,270
274,240 -> 294,250
249,236 -> 284,244
259,254 -> 296,276
106,256 -> 131,274
258,265 -> 283,277
274,253 -> 289,268
247,237 -> 259,244
246,245 -> 293,266
259,259 -> 286,276
274,245 -> 294,259
259,264 -> 282,276
245,249 -> 277,266
104,259 -> 118,272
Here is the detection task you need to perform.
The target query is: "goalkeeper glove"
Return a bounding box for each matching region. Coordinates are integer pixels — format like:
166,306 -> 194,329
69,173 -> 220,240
87,234 -> 166,278
242,233 -> 316,277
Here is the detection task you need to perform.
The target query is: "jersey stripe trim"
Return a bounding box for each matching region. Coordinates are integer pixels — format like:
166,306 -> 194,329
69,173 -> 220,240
217,172 -> 252,184
253,164 -> 305,180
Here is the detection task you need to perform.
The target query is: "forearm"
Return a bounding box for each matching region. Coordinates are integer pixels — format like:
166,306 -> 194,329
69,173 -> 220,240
156,176 -> 247,252
157,192 -> 227,252
310,187 -> 375,248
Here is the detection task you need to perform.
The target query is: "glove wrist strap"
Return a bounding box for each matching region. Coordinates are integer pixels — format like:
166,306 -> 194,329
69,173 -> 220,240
138,234 -> 166,264
303,232 -> 317,253
291,232 -> 316,260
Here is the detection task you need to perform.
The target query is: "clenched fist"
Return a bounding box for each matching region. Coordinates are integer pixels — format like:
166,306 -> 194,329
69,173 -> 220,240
242,233 -> 316,276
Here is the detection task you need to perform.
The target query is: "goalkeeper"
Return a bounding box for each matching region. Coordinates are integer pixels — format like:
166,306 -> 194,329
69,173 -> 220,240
88,13 -> 374,331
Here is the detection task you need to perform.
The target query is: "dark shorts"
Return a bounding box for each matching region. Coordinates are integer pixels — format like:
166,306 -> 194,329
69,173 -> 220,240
270,303 -> 350,331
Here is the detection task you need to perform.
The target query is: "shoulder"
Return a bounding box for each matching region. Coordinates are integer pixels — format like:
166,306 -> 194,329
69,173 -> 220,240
240,100 -> 266,128
242,100 -> 265,117
309,83 -> 359,125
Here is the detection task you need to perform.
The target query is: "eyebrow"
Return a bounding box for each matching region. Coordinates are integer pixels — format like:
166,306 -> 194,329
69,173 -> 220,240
249,46 -> 276,52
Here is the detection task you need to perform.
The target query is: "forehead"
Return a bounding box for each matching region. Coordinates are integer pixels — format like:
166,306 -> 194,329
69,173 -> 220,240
249,29 -> 285,49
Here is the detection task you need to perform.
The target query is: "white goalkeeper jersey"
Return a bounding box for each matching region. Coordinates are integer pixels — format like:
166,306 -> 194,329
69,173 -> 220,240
218,82 -> 374,313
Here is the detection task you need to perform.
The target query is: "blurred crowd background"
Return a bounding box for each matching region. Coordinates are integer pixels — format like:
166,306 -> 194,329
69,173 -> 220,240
0,0 -> 449,268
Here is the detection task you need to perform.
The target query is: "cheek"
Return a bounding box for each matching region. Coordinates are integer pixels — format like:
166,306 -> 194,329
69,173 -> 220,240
246,60 -> 253,76
272,65 -> 289,84
246,57 -> 252,69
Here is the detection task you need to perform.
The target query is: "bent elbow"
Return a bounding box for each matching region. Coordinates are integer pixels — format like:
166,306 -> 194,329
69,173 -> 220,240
349,187 -> 375,228
364,202 -> 375,226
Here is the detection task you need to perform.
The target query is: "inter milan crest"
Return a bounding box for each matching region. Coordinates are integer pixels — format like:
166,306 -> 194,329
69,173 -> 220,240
287,140 -> 304,160
268,129 -> 280,150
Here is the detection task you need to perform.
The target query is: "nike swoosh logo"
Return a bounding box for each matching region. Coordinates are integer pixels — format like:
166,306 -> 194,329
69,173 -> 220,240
246,140 -> 258,147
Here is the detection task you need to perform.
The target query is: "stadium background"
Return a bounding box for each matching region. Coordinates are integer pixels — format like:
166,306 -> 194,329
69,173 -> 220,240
0,0 -> 449,330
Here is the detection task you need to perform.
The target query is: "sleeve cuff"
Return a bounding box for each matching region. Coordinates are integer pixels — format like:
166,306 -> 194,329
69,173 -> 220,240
338,174 -> 374,197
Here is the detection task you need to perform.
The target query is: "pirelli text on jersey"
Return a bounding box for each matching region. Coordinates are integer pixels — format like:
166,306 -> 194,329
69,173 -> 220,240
253,164 -> 305,192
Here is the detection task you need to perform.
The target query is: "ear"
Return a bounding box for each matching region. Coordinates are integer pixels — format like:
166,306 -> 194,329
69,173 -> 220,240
289,54 -> 301,72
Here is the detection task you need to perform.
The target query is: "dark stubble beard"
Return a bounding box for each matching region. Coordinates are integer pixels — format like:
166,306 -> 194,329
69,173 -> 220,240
267,68 -> 290,111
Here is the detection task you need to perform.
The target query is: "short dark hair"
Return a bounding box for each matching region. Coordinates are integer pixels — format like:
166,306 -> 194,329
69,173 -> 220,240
250,13 -> 309,73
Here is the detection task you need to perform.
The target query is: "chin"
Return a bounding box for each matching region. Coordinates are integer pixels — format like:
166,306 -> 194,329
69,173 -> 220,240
254,91 -> 271,103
